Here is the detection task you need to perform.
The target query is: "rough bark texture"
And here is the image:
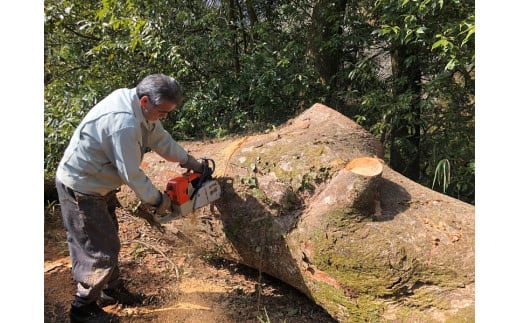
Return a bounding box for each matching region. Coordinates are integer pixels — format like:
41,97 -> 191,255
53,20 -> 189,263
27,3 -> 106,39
118,103 -> 475,322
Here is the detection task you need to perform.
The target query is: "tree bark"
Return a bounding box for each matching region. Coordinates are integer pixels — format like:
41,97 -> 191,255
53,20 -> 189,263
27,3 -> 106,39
245,0 -> 257,26
307,0 -> 348,86
226,0 -> 241,76
119,103 -> 474,322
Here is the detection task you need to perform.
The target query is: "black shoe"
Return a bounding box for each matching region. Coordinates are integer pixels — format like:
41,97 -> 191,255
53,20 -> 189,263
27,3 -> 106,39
70,301 -> 119,323
99,284 -> 144,307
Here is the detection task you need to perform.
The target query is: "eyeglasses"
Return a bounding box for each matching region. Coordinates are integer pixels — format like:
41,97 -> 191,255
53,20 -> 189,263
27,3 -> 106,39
151,103 -> 177,119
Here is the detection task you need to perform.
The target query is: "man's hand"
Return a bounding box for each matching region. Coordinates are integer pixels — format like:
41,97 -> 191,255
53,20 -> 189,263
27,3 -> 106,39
130,192 -> 172,233
155,192 -> 172,215
180,154 -> 204,173
132,202 -> 166,233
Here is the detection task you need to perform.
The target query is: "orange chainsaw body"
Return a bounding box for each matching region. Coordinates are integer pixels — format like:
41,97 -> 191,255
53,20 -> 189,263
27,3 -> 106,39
165,173 -> 201,205
157,158 -> 221,222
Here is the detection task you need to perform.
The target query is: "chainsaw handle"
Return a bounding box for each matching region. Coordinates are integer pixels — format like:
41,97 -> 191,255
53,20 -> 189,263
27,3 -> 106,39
182,158 -> 215,174
199,158 -> 215,176
188,158 -> 215,200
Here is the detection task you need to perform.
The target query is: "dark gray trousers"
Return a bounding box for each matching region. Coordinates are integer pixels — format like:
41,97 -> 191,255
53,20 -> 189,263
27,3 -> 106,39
55,178 -> 121,305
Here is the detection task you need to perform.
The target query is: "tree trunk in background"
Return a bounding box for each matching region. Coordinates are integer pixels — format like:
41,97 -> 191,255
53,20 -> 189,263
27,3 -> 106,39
245,0 -> 257,26
119,103 -> 475,322
307,0 -> 348,88
226,0 -> 240,76
389,44 -> 422,180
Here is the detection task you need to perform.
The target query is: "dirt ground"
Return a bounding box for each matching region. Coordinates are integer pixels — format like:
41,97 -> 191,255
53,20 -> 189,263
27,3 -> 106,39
44,199 -> 336,323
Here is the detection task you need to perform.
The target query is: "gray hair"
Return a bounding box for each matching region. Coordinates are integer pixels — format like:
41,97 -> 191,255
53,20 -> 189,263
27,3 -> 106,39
136,74 -> 184,106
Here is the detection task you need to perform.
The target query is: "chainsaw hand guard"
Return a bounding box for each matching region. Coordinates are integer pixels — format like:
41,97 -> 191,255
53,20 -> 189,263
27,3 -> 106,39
190,158 -> 215,200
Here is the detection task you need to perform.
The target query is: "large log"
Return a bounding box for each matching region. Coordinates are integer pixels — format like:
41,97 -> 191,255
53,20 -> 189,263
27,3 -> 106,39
119,103 -> 474,322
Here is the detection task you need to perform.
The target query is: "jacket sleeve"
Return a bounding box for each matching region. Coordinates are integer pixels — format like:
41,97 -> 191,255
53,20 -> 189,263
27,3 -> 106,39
147,121 -> 189,164
106,126 -> 162,206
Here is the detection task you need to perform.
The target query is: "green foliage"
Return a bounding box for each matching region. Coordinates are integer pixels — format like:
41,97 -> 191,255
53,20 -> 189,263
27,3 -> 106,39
352,0 -> 474,203
432,159 -> 451,193
44,81 -> 97,176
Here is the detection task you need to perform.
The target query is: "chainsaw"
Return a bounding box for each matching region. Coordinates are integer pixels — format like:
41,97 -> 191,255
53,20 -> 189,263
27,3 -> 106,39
151,157 -> 221,224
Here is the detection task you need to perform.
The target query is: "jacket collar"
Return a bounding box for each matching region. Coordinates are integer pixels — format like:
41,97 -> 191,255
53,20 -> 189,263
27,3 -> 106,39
130,88 -> 155,130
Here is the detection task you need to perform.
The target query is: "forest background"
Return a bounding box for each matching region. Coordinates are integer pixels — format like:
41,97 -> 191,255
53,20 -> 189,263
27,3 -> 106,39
44,0 -> 475,204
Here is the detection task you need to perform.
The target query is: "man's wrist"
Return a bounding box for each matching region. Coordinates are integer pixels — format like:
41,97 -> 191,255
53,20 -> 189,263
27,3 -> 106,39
180,154 -> 203,173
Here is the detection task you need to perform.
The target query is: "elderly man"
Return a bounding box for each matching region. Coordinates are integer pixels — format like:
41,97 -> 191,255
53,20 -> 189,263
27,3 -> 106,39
55,74 -> 204,322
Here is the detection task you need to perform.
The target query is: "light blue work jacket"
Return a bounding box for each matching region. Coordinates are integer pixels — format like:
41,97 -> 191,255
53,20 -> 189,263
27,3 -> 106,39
56,87 -> 188,205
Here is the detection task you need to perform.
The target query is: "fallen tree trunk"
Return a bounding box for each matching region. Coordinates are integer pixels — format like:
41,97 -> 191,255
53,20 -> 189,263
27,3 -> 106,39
119,103 -> 474,322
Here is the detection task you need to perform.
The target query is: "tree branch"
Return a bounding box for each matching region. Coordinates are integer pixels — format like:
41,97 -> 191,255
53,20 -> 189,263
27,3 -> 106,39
122,240 -> 180,279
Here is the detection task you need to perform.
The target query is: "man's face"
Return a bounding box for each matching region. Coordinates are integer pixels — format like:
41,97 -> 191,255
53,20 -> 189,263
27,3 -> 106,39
140,96 -> 177,121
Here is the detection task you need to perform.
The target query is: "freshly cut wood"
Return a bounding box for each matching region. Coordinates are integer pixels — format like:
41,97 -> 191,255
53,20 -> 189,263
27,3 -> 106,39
343,156 -> 383,216
345,156 -> 383,176
119,103 -> 475,322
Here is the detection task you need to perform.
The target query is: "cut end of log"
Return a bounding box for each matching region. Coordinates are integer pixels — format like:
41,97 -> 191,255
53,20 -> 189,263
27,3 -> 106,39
345,157 -> 383,177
